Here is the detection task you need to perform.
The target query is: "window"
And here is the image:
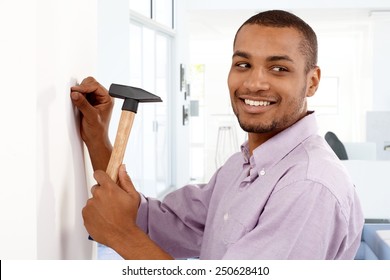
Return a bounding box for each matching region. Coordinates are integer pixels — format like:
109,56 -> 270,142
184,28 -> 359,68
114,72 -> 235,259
126,4 -> 175,198
129,0 -> 151,18
155,0 -> 174,28
130,0 -> 174,29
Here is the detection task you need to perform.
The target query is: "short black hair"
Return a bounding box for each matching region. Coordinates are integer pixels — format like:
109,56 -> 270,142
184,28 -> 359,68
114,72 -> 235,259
234,10 -> 318,73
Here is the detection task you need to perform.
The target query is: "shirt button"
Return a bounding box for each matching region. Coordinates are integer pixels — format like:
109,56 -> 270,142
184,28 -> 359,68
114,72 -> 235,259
223,213 -> 229,221
260,169 -> 266,176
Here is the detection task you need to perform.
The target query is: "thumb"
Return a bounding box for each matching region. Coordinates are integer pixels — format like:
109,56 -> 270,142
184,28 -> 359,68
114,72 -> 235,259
118,164 -> 136,194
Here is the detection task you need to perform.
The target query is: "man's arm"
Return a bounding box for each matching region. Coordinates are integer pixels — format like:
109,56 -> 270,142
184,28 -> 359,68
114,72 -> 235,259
70,76 -> 113,171
70,78 -> 172,258
107,227 -> 174,260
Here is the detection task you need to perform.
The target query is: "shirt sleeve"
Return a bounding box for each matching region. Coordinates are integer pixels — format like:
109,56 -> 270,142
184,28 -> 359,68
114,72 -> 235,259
222,180 -> 360,259
136,168 -> 221,259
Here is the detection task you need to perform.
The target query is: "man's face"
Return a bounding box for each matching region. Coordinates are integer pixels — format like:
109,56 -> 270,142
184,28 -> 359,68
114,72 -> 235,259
228,25 -> 319,137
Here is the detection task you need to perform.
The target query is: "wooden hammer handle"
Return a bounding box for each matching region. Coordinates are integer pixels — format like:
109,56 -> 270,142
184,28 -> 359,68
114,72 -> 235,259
106,110 -> 135,182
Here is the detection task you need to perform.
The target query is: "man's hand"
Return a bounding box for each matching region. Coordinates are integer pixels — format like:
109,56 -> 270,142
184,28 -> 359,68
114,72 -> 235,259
82,165 -> 173,259
82,165 -> 140,246
70,76 -> 114,170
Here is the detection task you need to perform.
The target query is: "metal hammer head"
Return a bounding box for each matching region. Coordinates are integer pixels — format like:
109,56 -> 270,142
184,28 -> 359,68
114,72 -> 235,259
109,83 -> 162,113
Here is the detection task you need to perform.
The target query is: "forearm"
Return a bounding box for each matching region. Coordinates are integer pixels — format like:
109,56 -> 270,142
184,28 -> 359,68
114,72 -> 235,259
85,136 -> 113,171
110,227 -> 174,260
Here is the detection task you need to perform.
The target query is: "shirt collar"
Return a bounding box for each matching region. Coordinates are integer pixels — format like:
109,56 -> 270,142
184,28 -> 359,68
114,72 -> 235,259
240,112 -> 318,174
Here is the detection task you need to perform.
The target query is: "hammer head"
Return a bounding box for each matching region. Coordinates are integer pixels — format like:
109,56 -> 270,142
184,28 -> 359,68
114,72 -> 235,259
109,83 -> 162,113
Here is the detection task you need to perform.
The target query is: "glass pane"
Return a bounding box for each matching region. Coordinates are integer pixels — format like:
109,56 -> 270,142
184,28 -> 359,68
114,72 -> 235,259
155,34 -> 169,195
127,22 -> 172,198
129,0 -> 151,18
141,27 -> 157,197
128,23 -> 144,193
142,27 -> 155,92
129,23 -> 142,87
154,0 -> 173,28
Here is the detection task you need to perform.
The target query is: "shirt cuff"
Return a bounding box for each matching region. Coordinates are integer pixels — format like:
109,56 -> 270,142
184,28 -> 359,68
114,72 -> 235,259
136,193 -> 149,234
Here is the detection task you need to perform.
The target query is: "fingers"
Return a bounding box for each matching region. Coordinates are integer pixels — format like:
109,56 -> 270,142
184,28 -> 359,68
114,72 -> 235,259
71,76 -> 99,94
93,170 -> 114,188
71,76 -> 110,102
92,166 -> 136,196
90,184 -> 99,196
70,91 -> 97,120
118,164 -> 136,194
92,166 -> 136,192
70,76 -> 112,120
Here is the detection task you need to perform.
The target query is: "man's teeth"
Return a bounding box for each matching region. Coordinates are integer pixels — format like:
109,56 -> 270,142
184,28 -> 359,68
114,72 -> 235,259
244,99 -> 271,106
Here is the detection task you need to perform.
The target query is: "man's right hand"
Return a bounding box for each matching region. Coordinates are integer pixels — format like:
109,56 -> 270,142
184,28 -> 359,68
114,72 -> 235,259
71,76 -> 114,171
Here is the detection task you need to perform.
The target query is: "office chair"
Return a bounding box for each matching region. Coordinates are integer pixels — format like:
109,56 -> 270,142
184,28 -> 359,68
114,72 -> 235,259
325,131 -> 349,160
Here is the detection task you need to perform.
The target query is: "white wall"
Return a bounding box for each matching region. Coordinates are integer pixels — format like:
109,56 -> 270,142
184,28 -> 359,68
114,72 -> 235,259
187,0 -> 390,10
366,111 -> 390,160
36,0 -> 98,259
36,0 -> 98,260
0,0 -> 37,260
342,160 -> 390,219
1,0 -> 98,259
371,12 -> 390,111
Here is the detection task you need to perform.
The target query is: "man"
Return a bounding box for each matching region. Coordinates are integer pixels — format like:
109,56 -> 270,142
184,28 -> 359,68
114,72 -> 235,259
71,10 -> 364,259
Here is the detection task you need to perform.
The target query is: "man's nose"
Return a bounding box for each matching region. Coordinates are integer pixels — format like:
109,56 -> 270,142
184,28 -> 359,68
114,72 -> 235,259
243,68 -> 270,92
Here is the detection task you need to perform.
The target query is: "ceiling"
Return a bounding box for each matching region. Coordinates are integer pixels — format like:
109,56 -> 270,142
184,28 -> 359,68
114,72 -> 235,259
187,8 -> 382,41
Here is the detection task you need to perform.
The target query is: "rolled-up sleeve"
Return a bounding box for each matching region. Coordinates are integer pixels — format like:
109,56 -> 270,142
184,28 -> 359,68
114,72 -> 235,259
136,170 -> 220,259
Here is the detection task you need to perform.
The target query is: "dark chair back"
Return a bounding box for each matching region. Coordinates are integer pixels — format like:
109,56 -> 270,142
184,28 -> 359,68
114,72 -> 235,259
325,131 -> 349,160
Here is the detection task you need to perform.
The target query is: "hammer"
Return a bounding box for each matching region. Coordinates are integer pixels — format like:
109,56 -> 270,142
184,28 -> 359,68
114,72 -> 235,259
106,83 -> 162,182
87,84 -> 161,241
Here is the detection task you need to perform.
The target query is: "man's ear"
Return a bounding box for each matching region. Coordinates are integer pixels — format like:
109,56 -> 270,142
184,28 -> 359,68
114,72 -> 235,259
306,66 -> 321,97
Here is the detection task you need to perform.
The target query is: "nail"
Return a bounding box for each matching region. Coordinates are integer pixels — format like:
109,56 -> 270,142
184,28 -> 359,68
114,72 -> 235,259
71,91 -> 79,101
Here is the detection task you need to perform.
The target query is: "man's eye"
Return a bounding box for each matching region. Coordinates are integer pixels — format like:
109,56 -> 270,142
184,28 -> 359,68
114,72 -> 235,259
236,63 -> 250,68
271,66 -> 288,72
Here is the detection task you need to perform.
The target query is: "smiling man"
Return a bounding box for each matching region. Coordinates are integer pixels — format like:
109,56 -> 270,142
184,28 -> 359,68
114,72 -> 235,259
229,16 -> 320,152
72,10 -> 364,260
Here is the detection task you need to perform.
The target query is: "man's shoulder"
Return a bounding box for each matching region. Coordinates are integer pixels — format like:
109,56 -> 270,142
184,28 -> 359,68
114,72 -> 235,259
286,135 -> 355,200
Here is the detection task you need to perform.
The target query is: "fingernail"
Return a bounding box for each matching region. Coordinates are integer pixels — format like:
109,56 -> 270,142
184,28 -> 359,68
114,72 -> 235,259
122,164 -> 127,173
71,91 -> 79,101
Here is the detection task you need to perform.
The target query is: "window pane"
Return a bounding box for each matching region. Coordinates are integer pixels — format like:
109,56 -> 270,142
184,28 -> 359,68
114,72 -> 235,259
129,23 -> 142,87
128,23 -> 144,194
142,27 -> 155,92
154,0 -> 173,28
129,0 -> 151,18
155,34 -> 169,195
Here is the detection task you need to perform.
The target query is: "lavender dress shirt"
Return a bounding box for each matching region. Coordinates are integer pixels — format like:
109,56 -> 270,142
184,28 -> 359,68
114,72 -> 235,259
136,113 -> 364,259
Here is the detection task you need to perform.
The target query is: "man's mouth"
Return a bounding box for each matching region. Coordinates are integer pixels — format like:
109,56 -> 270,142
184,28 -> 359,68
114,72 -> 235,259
244,99 -> 272,107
